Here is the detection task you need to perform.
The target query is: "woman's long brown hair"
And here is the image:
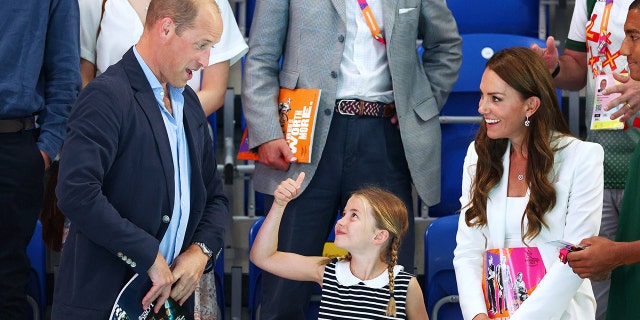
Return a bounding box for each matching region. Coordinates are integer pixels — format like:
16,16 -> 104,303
463,47 -> 572,243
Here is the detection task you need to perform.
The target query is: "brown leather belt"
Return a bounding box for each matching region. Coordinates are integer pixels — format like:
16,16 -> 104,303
335,99 -> 396,118
0,117 -> 36,133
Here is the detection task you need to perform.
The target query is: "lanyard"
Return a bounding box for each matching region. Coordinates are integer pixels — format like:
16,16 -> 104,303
597,0 -> 613,55
356,0 -> 386,45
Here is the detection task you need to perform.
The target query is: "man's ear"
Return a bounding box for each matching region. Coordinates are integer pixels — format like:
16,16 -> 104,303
159,17 -> 174,38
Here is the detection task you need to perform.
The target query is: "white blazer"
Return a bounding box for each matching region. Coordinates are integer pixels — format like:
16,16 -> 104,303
453,136 -> 603,320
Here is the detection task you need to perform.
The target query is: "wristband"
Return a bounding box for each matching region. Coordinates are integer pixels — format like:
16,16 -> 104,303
551,62 -> 561,78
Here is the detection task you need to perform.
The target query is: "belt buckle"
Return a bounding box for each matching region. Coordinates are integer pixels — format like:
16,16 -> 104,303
336,99 -> 356,116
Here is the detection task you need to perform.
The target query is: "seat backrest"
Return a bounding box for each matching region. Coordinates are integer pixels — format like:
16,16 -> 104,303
446,0 -> 539,38
26,220 -> 47,319
248,217 -> 265,319
450,34 -> 551,93
427,33 -> 553,217
424,214 -> 461,318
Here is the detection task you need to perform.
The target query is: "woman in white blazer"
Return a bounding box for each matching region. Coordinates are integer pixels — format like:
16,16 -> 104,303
453,47 -> 603,320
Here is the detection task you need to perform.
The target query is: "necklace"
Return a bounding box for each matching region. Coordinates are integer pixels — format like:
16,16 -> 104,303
517,174 -> 524,181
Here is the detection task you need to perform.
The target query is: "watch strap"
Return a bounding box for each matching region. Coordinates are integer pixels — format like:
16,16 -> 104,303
193,242 -> 213,259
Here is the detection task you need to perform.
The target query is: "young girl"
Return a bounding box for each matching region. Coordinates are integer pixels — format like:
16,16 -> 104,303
250,172 -> 428,319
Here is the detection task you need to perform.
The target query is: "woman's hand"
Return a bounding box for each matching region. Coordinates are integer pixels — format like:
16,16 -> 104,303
472,313 -> 491,320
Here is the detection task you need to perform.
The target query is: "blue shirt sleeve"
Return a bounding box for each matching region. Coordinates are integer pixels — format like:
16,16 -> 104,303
38,0 -> 82,159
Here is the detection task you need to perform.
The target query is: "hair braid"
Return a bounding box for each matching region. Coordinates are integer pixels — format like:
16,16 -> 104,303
385,236 -> 400,316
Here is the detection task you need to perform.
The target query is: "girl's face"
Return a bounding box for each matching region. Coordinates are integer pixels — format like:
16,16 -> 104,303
478,68 -> 533,145
334,196 -> 379,253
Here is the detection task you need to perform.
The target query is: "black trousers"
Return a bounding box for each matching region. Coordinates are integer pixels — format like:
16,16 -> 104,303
0,130 -> 44,319
259,113 -> 415,319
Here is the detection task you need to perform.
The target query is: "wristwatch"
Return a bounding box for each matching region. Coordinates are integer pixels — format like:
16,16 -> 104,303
193,242 -> 213,259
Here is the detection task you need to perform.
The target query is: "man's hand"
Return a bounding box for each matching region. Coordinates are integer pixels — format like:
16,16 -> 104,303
40,150 -> 51,170
567,236 -> 623,280
257,139 -> 297,171
602,73 -> 640,122
389,113 -> 399,127
144,253 -> 174,313
169,245 -> 209,305
530,36 -> 560,72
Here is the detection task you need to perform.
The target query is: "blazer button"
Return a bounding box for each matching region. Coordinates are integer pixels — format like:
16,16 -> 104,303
162,215 -> 170,223
324,109 -> 332,116
117,252 -> 123,258
330,71 -> 337,78
338,34 -> 344,42
131,262 -> 136,268
126,258 -> 132,265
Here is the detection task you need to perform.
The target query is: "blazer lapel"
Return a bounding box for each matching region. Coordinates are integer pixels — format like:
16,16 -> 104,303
182,104 -> 204,196
486,142 -> 511,249
330,0 -> 346,24
331,0 -> 397,41
122,48 -> 175,210
383,0 -> 399,40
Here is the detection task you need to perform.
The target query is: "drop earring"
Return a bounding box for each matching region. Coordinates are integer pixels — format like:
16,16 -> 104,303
524,115 -> 530,127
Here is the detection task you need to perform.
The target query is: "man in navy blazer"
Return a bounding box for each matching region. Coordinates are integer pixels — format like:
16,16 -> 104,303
51,0 -> 228,318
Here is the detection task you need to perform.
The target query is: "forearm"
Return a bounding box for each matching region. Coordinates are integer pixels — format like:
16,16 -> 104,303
80,58 -> 96,89
197,89 -> 226,116
40,0 -> 81,159
240,0 -> 289,149
249,203 -> 286,267
553,51 -> 588,91
617,240 -> 640,266
197,61 -> 230,116
193,132 -> 229,255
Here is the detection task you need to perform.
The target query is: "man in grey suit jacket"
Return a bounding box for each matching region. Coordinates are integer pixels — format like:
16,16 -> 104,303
52,0 -> 228,318
242,0 -> 462,318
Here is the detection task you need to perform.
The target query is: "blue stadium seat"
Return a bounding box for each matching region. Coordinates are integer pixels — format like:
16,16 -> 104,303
424,214 -> 462,320
207,112 -> 217,151
446,0 -> 539,38
248,217 -> 264,320
26,220 -> 46,320
426,33 -> 555,217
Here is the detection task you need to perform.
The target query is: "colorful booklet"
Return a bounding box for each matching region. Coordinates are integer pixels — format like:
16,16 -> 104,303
590,74 -> 625,130
110,274 -> 192,320
238,88 -> 321,163
482,247 -> 546,319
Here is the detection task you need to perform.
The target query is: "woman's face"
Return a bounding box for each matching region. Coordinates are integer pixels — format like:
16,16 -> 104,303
478,68 -> 532,145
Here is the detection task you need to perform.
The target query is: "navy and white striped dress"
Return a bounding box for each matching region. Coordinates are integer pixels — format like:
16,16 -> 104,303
318,260 -> 413,319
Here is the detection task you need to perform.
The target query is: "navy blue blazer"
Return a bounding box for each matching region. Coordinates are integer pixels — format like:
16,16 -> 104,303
52,48 -> 228,318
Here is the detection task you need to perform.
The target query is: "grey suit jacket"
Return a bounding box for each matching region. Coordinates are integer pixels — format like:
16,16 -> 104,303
242,0 -> 461,205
